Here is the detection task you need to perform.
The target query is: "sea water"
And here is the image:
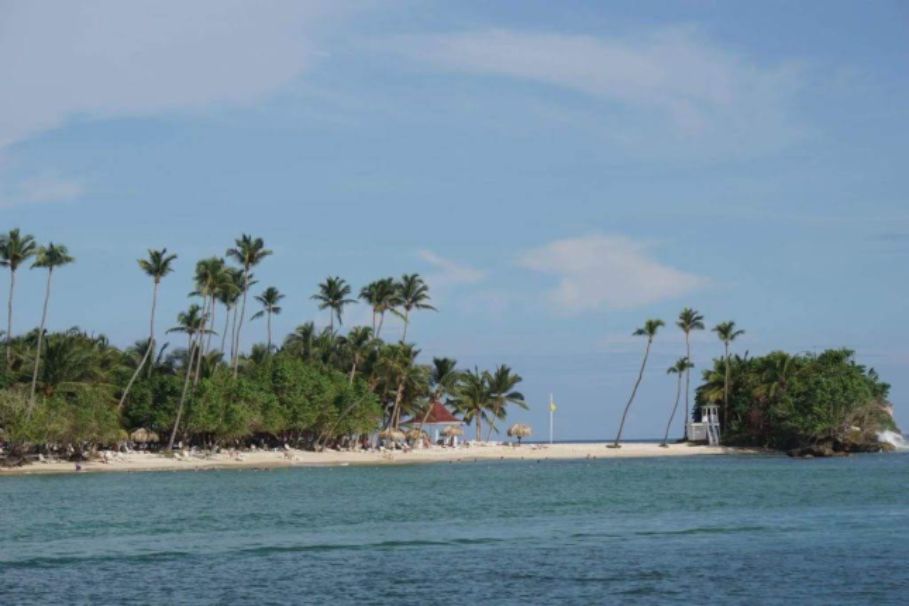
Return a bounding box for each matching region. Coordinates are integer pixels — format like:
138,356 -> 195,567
2,452 -> 908,605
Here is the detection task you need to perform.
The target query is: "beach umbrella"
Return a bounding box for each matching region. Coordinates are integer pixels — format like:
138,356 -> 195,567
441,425 -> 464,437
130,428 -> 151,443
379,429 -> 406,442
405,428 -> 427,441
507,423 -> 533,445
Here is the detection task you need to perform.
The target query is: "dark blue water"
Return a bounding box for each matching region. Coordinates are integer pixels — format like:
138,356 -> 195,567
2,453 -> 908,605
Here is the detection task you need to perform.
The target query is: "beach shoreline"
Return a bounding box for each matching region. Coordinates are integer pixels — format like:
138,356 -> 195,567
0,442 -> 754,477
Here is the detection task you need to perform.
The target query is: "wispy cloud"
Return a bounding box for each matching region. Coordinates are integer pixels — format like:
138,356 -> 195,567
0,0 -> 351,151
418,249 -> 487,288
518,234 -> 707,313
0,175 -> 84,209
385,27 -> 802,149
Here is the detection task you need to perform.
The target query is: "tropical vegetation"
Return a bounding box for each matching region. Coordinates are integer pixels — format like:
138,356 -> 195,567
0,229 -> 529,464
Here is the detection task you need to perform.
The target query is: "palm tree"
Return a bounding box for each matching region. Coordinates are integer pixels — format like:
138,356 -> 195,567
676,308 -> 705,440
251,286 -> 284,352
166,304 -> 211,449
418,357 -> 460,430
713,321 -> 745,426
397,273 -> 435,342
454,368 -> 492,442
284,322 -> 317,361
118,249 -> 177,410
312,276 -> 355,333
28,243 -> 75,403
226,234 -> 271,375
484,364 -> 527,440
192,257 -> 226,357
359,277 -> 401,337
0,228 -> 37,367
377,343 -> 423,430
660,357 -> 694,447
611,319 -> 664,448
216,267 -> 243,356
344,326 -> 375,384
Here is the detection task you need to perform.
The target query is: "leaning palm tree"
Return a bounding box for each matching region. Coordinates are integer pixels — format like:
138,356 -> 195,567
418,357 -> 460,430
344,325 -> 375,384
713,321 -> 746,425
660,357 -> 694,447
312,276 -> 355,333
216,267 -> 242,356
676,308 -> 705,440
166,304 -> 211,449
251,286 -> 284,352
28,243 -> 75,404
226,234 -> 271,375
0,228 -> 37,367
118,249 -> 177,410
610,319 -> 664,448
359,277 -> 401,337
397,273 -> 435,341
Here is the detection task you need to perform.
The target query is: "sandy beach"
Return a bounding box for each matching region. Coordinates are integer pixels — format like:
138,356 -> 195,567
0,442 -> 744,476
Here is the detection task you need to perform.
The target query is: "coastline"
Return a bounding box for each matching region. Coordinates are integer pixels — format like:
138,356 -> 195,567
0,442 -> 747,477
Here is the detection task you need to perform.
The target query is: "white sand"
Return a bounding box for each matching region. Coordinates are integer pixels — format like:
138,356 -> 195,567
0,442 -> 742,476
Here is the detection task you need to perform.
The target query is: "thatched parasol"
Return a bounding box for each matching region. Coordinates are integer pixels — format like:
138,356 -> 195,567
405,428 -> 427,441
379,429 -> 406,442
507,423 -> 533,445
130,428 -> 159,443
441,425 -> 464,437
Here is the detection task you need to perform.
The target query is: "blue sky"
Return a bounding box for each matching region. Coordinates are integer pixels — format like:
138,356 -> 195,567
1,0 -> 907,438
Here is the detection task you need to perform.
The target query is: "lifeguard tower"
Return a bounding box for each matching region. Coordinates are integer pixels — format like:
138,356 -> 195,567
687,403 -> 721,446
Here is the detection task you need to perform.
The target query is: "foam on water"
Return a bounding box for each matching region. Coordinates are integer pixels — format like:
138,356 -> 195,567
877,430 -> 908,449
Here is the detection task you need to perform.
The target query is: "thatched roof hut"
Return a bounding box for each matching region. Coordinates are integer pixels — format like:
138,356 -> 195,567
130,428 -> 159,443
507,423 -> 532,444
441,425 -> 464,437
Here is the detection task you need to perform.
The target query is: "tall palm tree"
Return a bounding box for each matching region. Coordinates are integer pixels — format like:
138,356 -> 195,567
397,273 -> 435,342
378,342 -> 423,430
0,228 -> 37,367
284,322 -> 317,361
359,277 -> 401,337
660,357 -> 694,447
676,307 -> 705,440
312,276 -> 355,333
118,249 -> 177,409
28,243 -> 75,404
611,319 -> 664,448
484,364 -> 527,441
226,234 -> 271,376
166,304 -> 211,449
192,257 -> 226,355
251,286 -> 284,352
713,321 -> 745,426
454,367 -> 492,442
216,267 -> 243,356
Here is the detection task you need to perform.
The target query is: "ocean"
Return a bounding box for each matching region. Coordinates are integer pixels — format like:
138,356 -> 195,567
2,452 -> 908,604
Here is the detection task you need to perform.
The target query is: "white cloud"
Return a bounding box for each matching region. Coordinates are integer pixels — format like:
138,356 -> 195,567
0,175 -> 84,209
386,27 -> 801,144
0,0 -> 349,151
518,234 -> 707,313
418,249 -> 487,288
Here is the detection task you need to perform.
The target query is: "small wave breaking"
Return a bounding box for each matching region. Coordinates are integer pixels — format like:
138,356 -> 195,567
877,430 -> 908,450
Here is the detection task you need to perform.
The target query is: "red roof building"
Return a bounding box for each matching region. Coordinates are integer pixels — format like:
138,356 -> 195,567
401,401 -> 461,425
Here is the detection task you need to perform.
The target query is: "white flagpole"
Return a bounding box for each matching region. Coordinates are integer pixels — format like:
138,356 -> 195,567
549,393 -> 554,445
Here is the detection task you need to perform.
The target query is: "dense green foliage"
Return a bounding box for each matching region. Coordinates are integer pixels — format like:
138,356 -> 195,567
695,349 -> 897,452
0,229 -> 528,462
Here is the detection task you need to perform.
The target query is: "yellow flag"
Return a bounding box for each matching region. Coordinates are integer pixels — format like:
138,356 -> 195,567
549,400 -> 557,413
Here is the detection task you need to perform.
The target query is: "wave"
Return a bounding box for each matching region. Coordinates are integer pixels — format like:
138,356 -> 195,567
877,430 -> 908,450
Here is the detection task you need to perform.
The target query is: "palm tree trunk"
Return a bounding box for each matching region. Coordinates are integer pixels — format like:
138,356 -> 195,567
401,309 -> 410,342
220,304 -> 230,355
29,269 -> 53,405
683,333 -> 691,441
229,303 -> 239,362
348,357 -> 358,385
193,297 -> 209,385
118,280 -> 159,411
266,310 -> 272,352
376,311 -> 385,339
233,269 -> 250,377
661,374 -> 684,446
612,338 -> 653,447
168,343 -> 197,450
6,269 -> 15,368
723,342 -> 730,433
206,294 -> 216,353
390,380 -> 405,430
476,415 -> 481,442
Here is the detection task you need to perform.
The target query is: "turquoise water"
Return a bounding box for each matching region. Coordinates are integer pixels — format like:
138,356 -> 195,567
2,453 -> 908,605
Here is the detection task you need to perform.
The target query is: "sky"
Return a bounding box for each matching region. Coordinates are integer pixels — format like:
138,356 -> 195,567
1,0 -> 908,438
